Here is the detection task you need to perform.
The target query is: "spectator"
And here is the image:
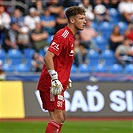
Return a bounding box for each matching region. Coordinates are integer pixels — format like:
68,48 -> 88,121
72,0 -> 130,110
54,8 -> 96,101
103,0 -> 111,9
74,33 -> 88,67
80,19 -> 101,53
109,25 -> 125,52
124,23 -> 133,41
0,22 -> 8,48
118,0 -> 133,23
45,0 -> 63,18
115,39 -> 133,66
3,22 -> 20,52
41,8 -> 56,35
35,0 -> 45,15
79,0 -> 95,21
93,0 -> 110,22
11,9 -> 24,27
32,52 -> 44,72
24,7 -> 40,31
55,9 -> 67,32
110,0 -> 120,9
31,22 -> 49,52
0,5 -> 11,29
60,0 -> 80,7
0,60 -> 6,80
17,26 -> 31,51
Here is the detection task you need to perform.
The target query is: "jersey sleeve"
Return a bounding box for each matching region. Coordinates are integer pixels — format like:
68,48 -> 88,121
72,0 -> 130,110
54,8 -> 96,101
48,34 -> 65,56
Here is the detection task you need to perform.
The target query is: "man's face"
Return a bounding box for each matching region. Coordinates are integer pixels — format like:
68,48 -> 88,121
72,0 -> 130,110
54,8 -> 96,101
73,14 -> 86,31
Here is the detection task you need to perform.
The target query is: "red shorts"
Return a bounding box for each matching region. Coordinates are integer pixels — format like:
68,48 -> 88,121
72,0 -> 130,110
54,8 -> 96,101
39,90 -> 65,111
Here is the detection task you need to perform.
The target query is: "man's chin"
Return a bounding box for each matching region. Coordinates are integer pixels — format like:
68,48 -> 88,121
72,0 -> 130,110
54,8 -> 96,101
79,28 -> 84,31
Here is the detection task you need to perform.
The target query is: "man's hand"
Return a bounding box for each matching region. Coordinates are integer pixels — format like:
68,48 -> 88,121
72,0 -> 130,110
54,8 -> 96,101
50,79 -> 62,95
67,79 -> 72,89
48,70 -> 63,95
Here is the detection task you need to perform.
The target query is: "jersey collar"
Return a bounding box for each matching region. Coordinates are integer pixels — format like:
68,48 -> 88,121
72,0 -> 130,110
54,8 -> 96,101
65,26 -> 74,38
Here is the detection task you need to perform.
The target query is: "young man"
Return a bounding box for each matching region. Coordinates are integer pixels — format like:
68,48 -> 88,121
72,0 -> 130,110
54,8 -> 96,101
37,6 -> 86,133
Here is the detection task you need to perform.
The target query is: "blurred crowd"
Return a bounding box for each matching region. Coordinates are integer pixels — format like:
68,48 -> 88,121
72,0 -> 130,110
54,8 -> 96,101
0,0 -> 133,76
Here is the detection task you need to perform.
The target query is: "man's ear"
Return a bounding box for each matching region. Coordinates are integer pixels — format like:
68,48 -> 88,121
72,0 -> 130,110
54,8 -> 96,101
70,17 -> 75,24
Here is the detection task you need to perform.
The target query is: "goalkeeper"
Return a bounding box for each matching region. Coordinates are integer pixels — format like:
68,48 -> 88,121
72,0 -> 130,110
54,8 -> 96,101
37,6 -> 86,133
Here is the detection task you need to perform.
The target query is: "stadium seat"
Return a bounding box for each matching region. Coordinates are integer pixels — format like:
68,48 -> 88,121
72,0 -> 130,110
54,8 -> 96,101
7,49 -> 23,66
15,63 -> 30,72
125,64 -> 133,73
23,48 -> 35,58
108,8 -> 120,23
91,22 -> 98,31
23,48 -> 35,65
109,64 -> 124,73
71,64 -> 77,73
88,50 -> 99,66
2,63 -> 14,72
99,22 -> 113,39
94,64 -> 108,72
39,49 -> 46,57
78,64 -> 93,73
101,50 -> 115,66
117,21 -> 128,34
46,35 -> 54,43
93,35 -> 108,50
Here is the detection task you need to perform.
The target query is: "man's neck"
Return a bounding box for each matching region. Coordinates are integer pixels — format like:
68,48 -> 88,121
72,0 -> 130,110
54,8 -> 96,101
67,24 -> 78,35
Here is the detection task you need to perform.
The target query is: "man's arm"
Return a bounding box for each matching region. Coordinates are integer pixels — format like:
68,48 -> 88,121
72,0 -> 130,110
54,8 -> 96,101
44,51 -> 63,95
44,51 -> 55,70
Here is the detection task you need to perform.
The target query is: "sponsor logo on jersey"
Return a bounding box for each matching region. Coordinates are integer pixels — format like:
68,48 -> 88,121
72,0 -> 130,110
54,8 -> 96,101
51,42 -> 59,51
69,49 -> 74,56
62,30 -> 69,38
69,43 -> 74,56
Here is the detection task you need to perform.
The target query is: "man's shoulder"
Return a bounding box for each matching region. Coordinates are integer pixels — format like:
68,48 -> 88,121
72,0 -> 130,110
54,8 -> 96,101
55,27 -> 71,39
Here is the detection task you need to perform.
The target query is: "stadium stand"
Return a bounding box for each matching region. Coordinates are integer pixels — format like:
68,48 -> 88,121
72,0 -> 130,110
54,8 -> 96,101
0,0 -> 133,74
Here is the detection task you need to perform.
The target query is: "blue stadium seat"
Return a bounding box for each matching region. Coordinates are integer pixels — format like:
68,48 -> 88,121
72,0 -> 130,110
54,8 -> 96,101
88,50 -> 99,66
99,22 -> 113,39
125,64 -> 133,73
2,63 -> 14,72
109,64 -> 124,73
71,64 -> 77,73
23,48 -> 35,65
46,35 -> 54,43
39,49 -> 46,57
101,50 -> 115,66
93,35 -> 108,50
23,48 -> 35,58
78,64 -> 93,73
15,64 -> 30,72
108,8 -> 120,23
94,64 -> 108,72
117,21 -> 128,34
7,49 -> 23,66
91,22 -> 98,31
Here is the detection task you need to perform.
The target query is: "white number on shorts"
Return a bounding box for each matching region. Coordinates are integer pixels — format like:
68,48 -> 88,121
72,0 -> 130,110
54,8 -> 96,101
57,101 -> 62,107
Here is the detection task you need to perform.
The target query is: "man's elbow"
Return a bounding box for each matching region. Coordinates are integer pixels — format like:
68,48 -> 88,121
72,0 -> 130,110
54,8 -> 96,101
43,55 -> 47,63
